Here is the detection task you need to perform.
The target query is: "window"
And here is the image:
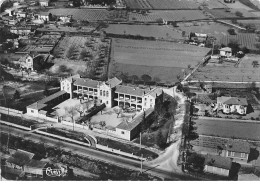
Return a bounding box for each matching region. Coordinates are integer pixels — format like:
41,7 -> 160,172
106,91 -> 109,97
121,131 -> 124,134
150,99 -> 152,102
145,98 -> 147,101
144,103 -> 147,106
241,153 -> 245,158
100,90 -> 102,96
31,110 -> 34,113
231,152 -> 235,157
103,91 -> 105,96
106,101 -> 108,104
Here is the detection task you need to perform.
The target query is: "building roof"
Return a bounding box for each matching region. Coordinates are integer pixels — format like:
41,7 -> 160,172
226,139 -> 251,154
39,0 -> 50,2
37,12 -> 50,16
38,90 -> 67,104
7,149 -> 35,166
104,77 -> 122,88
219,47 -> 232,52
27,102 -> 47,110
116,108 -> 154,131
74,78 -> 99,88
217,96 -> 248,106
115,85 -> 152,97
25,159 -> 49,168
147,88 -> 163,98
204,154 -> 232,170
18,54 -> 33,63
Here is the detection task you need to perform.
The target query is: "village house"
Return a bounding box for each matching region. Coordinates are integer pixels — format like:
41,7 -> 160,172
39,0 -> 50,7
216,96 -> 248,115
204,154 -> 233,177
10,26 -> 33,36
224,139 -> 251,164
35,12 -> 49,22
18,54 -> 34,70
219,47 -> 232,58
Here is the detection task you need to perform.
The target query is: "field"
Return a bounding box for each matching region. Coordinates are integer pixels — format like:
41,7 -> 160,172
110,38 -> 210,83
196,0 -> 228,9
104,24 -> 182,40
205,9 -> 240,19
238,19 -> 260,29
52,36 -> 110,80
47,9 -> 128,22
129,10 -> 208,22
194,117 -> 260,141
189,54 -> 260,82
218,33 -> 260,51
229,8 -> 258,17
125,0 -> 199,10
177,21 -> 232,41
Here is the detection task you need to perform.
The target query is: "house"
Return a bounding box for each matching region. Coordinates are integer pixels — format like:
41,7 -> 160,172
204,154 -> 232,177
24,160 -> 50,177
10,26 -> 32,36
61,75 -> 163,111
18,54 -> 34,70
39,0 -> 50,6
15,10 -> 27,18
216,96 -> 248,115
6,149 -> 35,171
219,47 -> 232,57
56,15 -> 72,22
224,139 -> 251,163
35,12 -> 49,22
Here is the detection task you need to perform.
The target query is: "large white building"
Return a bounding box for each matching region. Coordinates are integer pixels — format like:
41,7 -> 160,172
60,75 -> 162,111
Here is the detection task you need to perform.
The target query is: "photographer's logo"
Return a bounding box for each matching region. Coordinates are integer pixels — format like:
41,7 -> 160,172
45,167 -> 66,177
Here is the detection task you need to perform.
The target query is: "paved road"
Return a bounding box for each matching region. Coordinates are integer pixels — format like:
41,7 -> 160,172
0,124 -> 199,180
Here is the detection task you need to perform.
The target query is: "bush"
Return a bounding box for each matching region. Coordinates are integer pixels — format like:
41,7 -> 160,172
235,11 -> 243,17
227,28 -> 236,35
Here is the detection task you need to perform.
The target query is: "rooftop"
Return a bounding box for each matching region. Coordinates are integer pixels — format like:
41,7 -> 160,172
226,139 -> 251,154
115,85 -> 153,97
25,159 -> 49,168
204,154 -> 232,170
116,108 -> 154,131
7,149 -> 35,166
219,47 -> 232,52
74,78 -> 99,88
217,96 -> 248,106
104,77 -> 122,88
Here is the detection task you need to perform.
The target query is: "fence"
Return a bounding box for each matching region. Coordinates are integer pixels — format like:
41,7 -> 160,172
0,106 -> 23,115
61,120 -> 89,130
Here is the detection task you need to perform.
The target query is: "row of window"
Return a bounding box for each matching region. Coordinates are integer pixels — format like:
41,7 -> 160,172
100,90 -> 109,97
227,151 -> 246,158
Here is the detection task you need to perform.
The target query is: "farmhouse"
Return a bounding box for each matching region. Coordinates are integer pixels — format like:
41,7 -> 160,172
61,75 -> 163,111
204,154 -> 232,177
219,47 -> 232,57
18,54 -> 34,70
216,96 -> 248,115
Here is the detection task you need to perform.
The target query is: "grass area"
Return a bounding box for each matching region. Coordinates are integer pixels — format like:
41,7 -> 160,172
0,114 -> 39,127
96,136 -> 158,159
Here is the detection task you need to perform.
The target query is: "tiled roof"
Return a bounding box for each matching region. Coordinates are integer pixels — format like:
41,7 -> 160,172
74,78 -> 99,88
64,74 -> 80,83
147,88 -> 163,98
27,102 -> 47,110
219,47 -> 232,52
25,159 -> 48,168
217,96 -> 248,106
226,139 -> 251,154
116,108 -> 154,131
204,154 -> 232,170
115,85 -> 152,97
105,77 -> 121,88
7,149 -> 35,166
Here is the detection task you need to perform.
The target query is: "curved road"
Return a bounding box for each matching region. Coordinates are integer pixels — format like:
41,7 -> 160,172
0,124 -> 200,180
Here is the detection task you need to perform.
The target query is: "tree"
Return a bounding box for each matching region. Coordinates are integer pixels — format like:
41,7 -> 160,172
153,77 -> 161,84
187,152 -> 205,172
141,74 -> 152,84
155,18 -> 163,24
252,61 -> 259,68
13,90 -> 20,100
235,11 -> 243,17
43,85 -> 50,96
130,75 -> 139,83
227,28 -> 236,35
64,106 -> 78,131
75,104 -> 85,117
99,121 -> 106,129
113,108 -> 122,118
156,129 -> 166,149
228,40 -> 240,54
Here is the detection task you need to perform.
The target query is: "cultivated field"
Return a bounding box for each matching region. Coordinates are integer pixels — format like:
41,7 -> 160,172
104,24 -> 183,40
218,33 -> 260,51
205,9 -> 240,19
47,9 -> 128,22
238,19 -> 260,29
189,54 -> 260,82
125,0 -> 199,9
196,0 -> 228,9
110,38 -> 210,83
51,36 -> 111,80
129,10 -> 208,22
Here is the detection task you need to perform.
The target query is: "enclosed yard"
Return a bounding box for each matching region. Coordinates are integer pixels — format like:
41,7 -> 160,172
110,38 -> 210,83
190,54 -> 260,82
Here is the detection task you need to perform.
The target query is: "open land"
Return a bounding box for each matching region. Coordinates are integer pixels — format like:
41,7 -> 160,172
189,54 -> 260,82
129,10 -> 208,22
104,24 -> 182,40
124,0 -> 199,10
110,38 -> 210,83
194,117 -> 260,141
238,19 -> 260,29
196,0 -> 228,9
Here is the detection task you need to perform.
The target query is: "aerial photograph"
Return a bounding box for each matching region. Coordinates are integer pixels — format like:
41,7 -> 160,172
0,0 -> 260,181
